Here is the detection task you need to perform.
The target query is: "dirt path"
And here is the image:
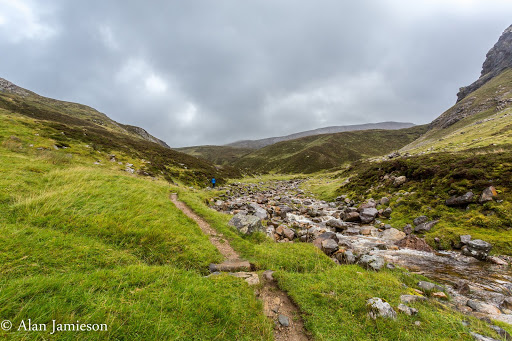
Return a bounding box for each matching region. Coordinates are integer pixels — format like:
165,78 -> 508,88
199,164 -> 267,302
170,193 -> 310,341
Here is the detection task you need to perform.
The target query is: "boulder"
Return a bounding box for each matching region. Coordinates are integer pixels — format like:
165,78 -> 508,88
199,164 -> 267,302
382,207 -> 393,218
360,208 -> 378,224
358,255 -> 385,271
479,186 -> 498,204
326,219 -> 347,230
343,211 -> 360,222
445,191 -> 474,206
367,297 -> 397,320
321,239 -> 339,255
229,213 -> 264,235
467,300 -> 501,315
462,239 -> 492,261
380,228 -> 406,242
417,281 -> 443,292
282,227 -> 296,241
414,220 -> 439,233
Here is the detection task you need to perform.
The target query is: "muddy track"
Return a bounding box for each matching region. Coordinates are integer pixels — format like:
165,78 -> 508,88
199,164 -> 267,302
170,193 -> 310,341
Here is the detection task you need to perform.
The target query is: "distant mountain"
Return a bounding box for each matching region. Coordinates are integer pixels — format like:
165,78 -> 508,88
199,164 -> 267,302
225,122 -> 416,149
0,77 -> 169,148
233,125 -> 428,174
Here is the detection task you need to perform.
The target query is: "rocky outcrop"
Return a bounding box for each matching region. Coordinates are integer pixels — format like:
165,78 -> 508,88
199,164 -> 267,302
457,25 -> 512,102
0,77 -> 31,96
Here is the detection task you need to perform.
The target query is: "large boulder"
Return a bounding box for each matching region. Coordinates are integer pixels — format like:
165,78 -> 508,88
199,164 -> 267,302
462,239 -> 492,261
445,191 -> 474,206
360,208 -> 378,224
367,297 -> 397,319
229,213 -> 264,235
248,203 -> 268,220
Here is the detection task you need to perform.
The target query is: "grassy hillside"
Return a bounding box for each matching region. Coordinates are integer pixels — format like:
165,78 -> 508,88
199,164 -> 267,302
233,125 -> 428,174
0,93 -> 240,186
403,68 -> 512,154
177,145 -> 254,166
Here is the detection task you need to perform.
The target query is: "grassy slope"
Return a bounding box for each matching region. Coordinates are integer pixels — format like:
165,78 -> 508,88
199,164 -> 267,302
175,185 -> 502,341
177,145 -> 254,166
403,69 -> 512,154
0,112 -> 272,340
233,125 -> 428,174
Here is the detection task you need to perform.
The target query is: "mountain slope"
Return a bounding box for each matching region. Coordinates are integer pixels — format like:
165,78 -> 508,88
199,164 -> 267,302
226,121 -> 416,149
0,77 -> 170,148
176,145 -> 253,165
0,78 -> 239,185
233,125 -> 428,174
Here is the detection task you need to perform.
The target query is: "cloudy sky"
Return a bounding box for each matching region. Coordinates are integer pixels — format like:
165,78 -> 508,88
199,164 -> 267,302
1,1 -> 511,147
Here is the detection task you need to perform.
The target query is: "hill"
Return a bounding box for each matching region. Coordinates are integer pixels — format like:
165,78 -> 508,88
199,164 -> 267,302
233,125 -> 428,174
0,77 -> 240,185
176,145 -> 253,166
226,121 -> 416,149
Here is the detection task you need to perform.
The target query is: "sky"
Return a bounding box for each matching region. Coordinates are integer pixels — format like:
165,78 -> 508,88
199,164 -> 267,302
1,1 -> 511,147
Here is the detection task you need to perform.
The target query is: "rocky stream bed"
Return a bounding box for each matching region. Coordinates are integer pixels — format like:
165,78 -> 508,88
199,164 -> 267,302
210,179 -> 512,331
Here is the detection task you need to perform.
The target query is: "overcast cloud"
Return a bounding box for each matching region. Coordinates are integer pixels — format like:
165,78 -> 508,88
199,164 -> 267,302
1,0 -> 511,147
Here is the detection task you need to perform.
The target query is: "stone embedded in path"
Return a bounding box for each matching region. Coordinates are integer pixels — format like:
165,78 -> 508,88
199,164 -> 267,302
229,213 -> 264,235
209,260 -> 251,273
278,314 -> 290,327
367,297 -> 397,320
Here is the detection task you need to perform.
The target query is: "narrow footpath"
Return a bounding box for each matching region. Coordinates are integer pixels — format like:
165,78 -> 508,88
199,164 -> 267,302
170,193 -> 310,341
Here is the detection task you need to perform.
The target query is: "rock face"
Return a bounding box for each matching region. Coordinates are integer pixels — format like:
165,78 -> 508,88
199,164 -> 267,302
457,25 -> 512,102
366,298 -> 397,320
462,239 -> 492,261
228,214 -> 264,235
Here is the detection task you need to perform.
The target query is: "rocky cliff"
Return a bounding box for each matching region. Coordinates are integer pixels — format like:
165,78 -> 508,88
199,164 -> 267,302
456,24 -> 512,102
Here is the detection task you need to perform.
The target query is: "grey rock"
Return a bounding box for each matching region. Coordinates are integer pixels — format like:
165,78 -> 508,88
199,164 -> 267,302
462,239 -> 492,261
414,220 -> 439,233
321,239 -> 339,255
479,186 -> 498,204
367,297 -> 397,320
282,227 -> 296,241
382,207 -> 392,218
343,211 -> 360,222
467,300 -> 501,315
445,191 -> 474,206
326,219 -> 347,230
460,234 -> 472,245
470,332 -> 500,341
393,176 -> 407,186
397,304 -> 418,316
360,208 -> 378,224
228,213 -> 264,235
413,216 -> 428,226
400,295 -> 427,304
358,255 -> 385,271
380,228 -> 406,242
336,250 -> 357,264
278,314 -> 290,327
380,197 -> 390,205
418,281 -> 443,292
344,227 -> 361,236
489,325 -> 511,341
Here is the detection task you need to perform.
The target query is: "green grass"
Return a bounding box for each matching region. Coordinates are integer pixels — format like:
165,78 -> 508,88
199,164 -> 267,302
0,266 -> 272,340
177,145 -> 254,166
233,125 -> 428,174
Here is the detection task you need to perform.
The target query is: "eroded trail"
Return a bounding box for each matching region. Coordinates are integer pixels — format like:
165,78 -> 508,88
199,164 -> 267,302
170,193 -> 310,341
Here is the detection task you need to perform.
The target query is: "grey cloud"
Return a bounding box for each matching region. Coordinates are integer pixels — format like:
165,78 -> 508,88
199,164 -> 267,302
1,1 -> 511,146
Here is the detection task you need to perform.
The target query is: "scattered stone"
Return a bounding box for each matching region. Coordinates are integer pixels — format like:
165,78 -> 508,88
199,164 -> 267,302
321,239 -> 339,255
470,332 -> 499,341
488,256 -> 508,266
396,235 -> 434,252
403,224 -> 413,235
400,295 -> 426,304
445,191 -> 474,206
343,211 -> 361,222
263,270 -> 274,282
326,219 -> 347,230
380,197 -> 390,205
413,216 -> 428,226
418,281 -> 443,292
414,220 -> 439,233
278,314 -> 290,327
393,176 -> 407,186
360,208 -> 378,223
344,227 -> 361,236
336,250 -> 357,264
358,255 -> 385,271
380,228 -> 406,242
414,321 -> 421,327
282,227 -> 296,240
467,300 -> 501,315
228,214 -> 264,235
432,292 -> 448,300
479,186 -> 498,204
460,234 -> 472,245
382,207 -> 393,218
367,297 -> 397,320
397,304 -> 418,316
462,239 -> 492,261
